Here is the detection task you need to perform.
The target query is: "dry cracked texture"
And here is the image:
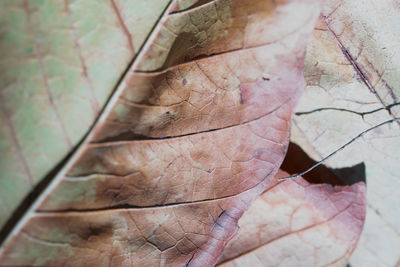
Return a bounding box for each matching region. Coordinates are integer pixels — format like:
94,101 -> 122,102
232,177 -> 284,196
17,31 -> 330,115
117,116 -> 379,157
218,170 -> 366,267
0,0 -> 320,266
291,1 -> 400,266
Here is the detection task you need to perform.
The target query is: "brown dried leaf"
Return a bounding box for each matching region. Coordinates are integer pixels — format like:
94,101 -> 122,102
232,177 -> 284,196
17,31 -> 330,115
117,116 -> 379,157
0,0 -> 319,266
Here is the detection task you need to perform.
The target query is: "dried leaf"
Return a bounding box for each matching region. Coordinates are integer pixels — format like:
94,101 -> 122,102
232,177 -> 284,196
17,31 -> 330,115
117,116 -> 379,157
218,170 -> 366,267
291,1 -> 400,265
0,0 -> 170,228
0,0 -> 319,266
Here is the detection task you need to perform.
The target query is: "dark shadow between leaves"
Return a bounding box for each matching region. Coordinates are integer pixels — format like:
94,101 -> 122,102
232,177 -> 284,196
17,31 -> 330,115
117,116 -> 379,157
0,148 -> 75,246
281,142 -> 366,186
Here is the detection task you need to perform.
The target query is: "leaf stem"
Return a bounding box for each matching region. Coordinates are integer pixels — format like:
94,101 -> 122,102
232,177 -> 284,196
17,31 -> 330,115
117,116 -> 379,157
279,117 -> 400,181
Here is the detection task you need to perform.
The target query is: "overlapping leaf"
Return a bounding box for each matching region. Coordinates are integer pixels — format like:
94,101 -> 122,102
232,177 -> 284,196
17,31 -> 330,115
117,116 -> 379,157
218,171 -> 366,267
291,1 -> 400,265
